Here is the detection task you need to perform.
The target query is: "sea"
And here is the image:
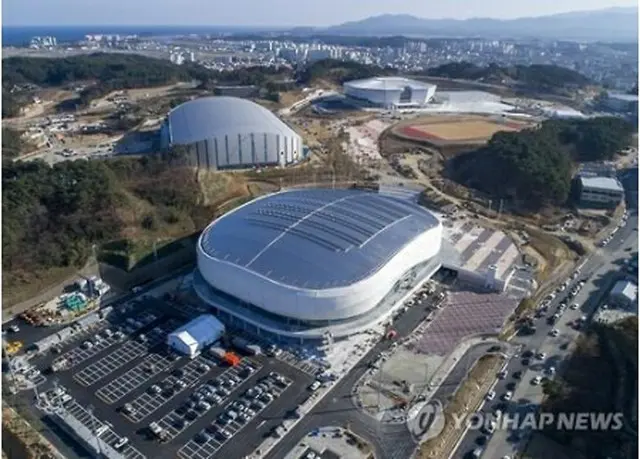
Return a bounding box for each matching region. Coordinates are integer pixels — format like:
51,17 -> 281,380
2,25 -> 277,47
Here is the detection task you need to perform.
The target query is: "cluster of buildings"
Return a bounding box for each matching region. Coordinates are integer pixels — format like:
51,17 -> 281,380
22,34 -> 637,91
169,51 -> 197,65
29,36 -> 57,48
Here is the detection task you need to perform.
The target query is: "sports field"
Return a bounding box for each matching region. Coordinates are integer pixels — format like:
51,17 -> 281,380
400,119 -> 525,142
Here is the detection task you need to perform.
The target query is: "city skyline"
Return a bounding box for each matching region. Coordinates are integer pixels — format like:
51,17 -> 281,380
3,0 -> 637,27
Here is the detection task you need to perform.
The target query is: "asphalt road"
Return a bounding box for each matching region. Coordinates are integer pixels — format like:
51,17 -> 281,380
453,210 -> 638,459
264,289 -> 506,459
2,264 -> 195,345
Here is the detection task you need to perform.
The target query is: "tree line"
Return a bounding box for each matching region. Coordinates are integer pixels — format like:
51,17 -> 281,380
297,59 -> 591,91
2,53 -> 293,118
450,116 -> 636,209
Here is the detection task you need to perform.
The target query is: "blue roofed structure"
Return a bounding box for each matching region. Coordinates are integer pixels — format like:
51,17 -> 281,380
199,188 -> 440,289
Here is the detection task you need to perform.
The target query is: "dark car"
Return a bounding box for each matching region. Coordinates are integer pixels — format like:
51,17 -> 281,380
172,368 -> 185,378
521,358 -> 530,366
487,345 -> 501,353
506,382 -> 516,391
185,410 -> 198,421
194,431 -> 210,444
522,349 -> 533,358
512,371 -> 522,380
475,435 -> 488,446
175,405 -> 188,416
173,418 -> 186,429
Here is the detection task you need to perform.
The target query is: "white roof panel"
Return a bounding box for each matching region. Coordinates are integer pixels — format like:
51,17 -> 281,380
167,96 -> 299,145
345,77 -> 435,91
580,176 -> 624,192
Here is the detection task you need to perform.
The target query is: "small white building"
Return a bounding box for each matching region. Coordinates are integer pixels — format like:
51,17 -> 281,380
609,280 -> 638,308
167,314 -> 225,358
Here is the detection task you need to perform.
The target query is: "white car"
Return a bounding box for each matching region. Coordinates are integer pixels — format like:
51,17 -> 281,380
550,329 -> 560,337
570,303 -> 579,310
546,367 -> 556,376
485,390 -> 496,401
536,352 -> 547,360
309,381 -> 321,391
498,370 -> 508,379
531,375 -> 542,385
502,391 -> 513,401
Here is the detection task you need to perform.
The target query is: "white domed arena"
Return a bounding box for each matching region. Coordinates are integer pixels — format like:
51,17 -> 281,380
159,96 -> 304,170
343,77 -> 437,109
193,188 -> 443,341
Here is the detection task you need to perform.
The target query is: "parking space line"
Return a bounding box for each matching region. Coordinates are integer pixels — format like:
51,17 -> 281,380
154,360 -> 262,441
177,374 -> 292,459
123,355 -> 225,423
96,353 -> 175,404
46,395 -> 146,459
56,331 -> 120,369
74,321 -> 179,387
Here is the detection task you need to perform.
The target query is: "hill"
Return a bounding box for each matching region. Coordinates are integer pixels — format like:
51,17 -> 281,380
426,62 -> 591,91
299,59 -> 591,94
449,117 -> 636,209
1,53 -> 292,118
2,153 -> 222,307
322,7 -> 638,41
539,318 -> 638,459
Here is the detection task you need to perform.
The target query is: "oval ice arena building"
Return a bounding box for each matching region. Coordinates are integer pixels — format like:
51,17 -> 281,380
193,188 -> 443,340
343,77 -> 437,108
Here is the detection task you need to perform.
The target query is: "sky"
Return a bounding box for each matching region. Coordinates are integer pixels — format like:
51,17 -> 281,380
3,0 -> 638,27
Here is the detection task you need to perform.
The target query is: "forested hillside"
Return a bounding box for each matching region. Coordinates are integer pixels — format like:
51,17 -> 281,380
450,116 -> 636,209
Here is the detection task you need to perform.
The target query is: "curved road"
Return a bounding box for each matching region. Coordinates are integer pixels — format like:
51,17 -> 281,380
266,341 -> 501,459
453,210 -> 638,459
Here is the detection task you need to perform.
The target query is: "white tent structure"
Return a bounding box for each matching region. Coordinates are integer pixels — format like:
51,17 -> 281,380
167,314 -> 225,358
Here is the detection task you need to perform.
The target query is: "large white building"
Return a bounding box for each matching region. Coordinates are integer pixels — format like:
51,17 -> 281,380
343,77 -> 436,108
159,96 -> 304,170
193,188 -> 443,341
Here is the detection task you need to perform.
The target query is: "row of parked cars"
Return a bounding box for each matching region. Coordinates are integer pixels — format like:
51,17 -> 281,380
190,371 -> 288,446
599,210 -> 629,247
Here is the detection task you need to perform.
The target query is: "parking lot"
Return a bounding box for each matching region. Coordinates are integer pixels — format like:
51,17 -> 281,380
156,359 -> 263,441
62,398 -> 146,459
17,301 -> 317,459
97,352 -> 177,404
178,370 -> 292,459
122,354 -> 222,423
56,325 -> 119,368
74,319 -> 179,387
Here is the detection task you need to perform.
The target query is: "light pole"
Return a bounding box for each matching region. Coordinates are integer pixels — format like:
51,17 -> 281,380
87,405 -> 102,456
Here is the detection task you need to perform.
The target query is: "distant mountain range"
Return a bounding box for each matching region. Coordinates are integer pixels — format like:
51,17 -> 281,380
309,7 -> 638,42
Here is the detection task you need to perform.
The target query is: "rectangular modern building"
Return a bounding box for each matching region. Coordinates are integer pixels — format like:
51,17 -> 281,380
609,280 -> 638,307
576,176 -> 624,208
